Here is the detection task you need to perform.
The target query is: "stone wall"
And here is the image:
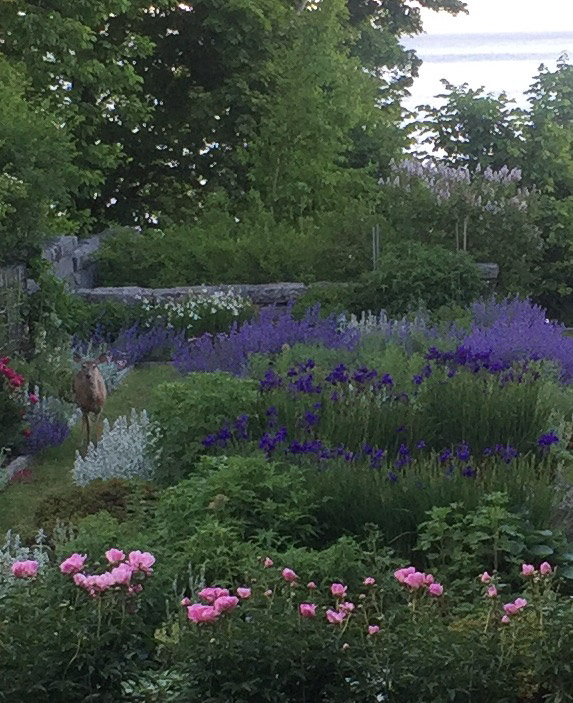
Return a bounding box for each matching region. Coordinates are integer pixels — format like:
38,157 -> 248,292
41,230 -> 116,290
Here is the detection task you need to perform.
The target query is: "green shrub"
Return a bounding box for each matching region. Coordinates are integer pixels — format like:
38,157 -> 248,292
353,241 -> 485,317
150,373 -> 260,484
32,479 -> 158,537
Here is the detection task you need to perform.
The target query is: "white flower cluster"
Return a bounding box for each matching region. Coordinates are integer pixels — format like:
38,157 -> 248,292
137,290 -> 249,332
72,409 -> 161,486
0,529 -> 50,595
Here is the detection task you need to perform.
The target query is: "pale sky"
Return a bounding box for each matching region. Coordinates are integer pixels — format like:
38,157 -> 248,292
421,0 -> 573,35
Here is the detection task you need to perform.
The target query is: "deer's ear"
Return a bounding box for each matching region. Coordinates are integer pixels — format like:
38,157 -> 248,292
97,352 -> 110,365
73,352 -> 82,364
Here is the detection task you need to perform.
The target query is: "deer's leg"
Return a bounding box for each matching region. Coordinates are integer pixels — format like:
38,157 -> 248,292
93,410 -> 101,446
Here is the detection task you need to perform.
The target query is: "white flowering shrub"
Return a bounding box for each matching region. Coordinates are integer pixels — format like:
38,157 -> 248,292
136,290 -> 253,337
72,409 -> 160,486
0,529 -> 50,595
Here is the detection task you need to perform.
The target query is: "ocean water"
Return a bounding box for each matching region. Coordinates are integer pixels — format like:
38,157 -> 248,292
401,31 -> 573,110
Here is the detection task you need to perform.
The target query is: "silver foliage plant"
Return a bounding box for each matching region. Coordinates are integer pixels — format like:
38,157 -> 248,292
73,409 -> 160,486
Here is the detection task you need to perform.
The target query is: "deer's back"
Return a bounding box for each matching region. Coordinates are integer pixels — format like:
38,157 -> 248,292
74,371 -> 107,413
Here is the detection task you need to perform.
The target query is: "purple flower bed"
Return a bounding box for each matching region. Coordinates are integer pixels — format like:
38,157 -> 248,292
172,306 -> 359,375
22,416 -> 70,454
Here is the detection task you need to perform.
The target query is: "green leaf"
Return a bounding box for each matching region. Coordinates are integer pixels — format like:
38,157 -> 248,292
529,544 -> 554,557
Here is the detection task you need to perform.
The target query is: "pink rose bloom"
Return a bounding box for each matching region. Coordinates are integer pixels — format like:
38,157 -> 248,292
363,577 -> 376,586
540,561 -> 552,575
11,560 -> 38,579
480,571 -> 492,584
128,550 -> 155,574
404,571 -> 426,589
187,604 -> 219,623
339,601 -> 355,612
330,582 -> 347,598
299,603 -> 317,618
501,615 -> 511,625
307,581 -> 317,590
29,393 -> 39,405
199,587 -> 230,604
105,548 -> 126,565
326,609 -> 346,624
236,587 -> 252,599
110,563 -> 133,586
424,573 -> 434,585
368,625 -> 380,635
60,553 -> 87,575
514,597 -> 527,610
214,595 -> 239,613
487,585 -> 498,598
503,603 -> 519,616
264,557 -> 274,568
282,568 -> 298,583
181,597 -> 191,607
521,564 -> 535,577
394,566 -> 416,583
428,583 -> 444,597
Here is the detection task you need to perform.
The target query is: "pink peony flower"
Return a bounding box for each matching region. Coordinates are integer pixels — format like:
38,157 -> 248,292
326,609 -> 346,624
109,563 -> 133,586
540,561 -> 552,575
339,601 -> 355,612
368,625 -> 380,635
59,553 -> 87,575
199,587 -> 230,604
264,557 -> 274,568
127,550 -> 155,574
480,571 -> 492,584
424,573 -> 434,585
181,597 -> 191,607
73,573 -> 87,588
514,598 -> 528,610
487,585 -> 498,598
236,587 -> 252,599
404,571 -> 426,590
299,603 -> 317,618
214,595 -> 239,613
501,615 -> 511,625
503,603 -> 518,616
105,548 -> 126,565
394,566 -> 416,583
187,604 -> 219,623
363,577 -> 376,586
307,581 -> 317,590
428,583 -> 444,597
521,564 -> 535,577
282,568 -> 298,583
11,560 -> 38,579
330,582 -> 347,598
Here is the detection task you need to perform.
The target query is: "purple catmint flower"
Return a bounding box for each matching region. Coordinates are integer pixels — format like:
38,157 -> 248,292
538,432 -> 559,449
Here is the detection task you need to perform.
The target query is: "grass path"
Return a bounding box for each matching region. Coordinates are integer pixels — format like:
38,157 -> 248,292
0,364 -> 178,536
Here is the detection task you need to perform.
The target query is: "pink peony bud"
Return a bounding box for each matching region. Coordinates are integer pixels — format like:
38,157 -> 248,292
501,615 -> 511,625
181,597 -> 191,607
363,577 -> 376,586
264,589 -> 273,597
424,573 -> 434,585
236,587 -> 252,599
264,557 -> 274,568
326,609 -> 346,624
521,564 -> 535,577
342,642 -> 350,650
540,561 -> 552,575
428,583 -> 444,597
368,625 -> 380,635
11,560 -> 38,579
282,568 -> 298,583
330,582 -> 347,598
59,553 -> 87,575
307,581 -> 317,590
105,548 -> 126,565
480,571 -> 492,584
299,603 -> 317,618
487,585 -> 497,598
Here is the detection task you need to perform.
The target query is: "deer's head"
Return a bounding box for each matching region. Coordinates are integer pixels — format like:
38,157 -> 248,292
73,353 -> 109,383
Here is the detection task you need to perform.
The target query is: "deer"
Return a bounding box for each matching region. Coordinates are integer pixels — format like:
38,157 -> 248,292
73,352 -> 109,449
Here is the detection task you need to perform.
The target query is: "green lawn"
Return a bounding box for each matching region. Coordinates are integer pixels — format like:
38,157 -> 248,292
0,363 -> 178,536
